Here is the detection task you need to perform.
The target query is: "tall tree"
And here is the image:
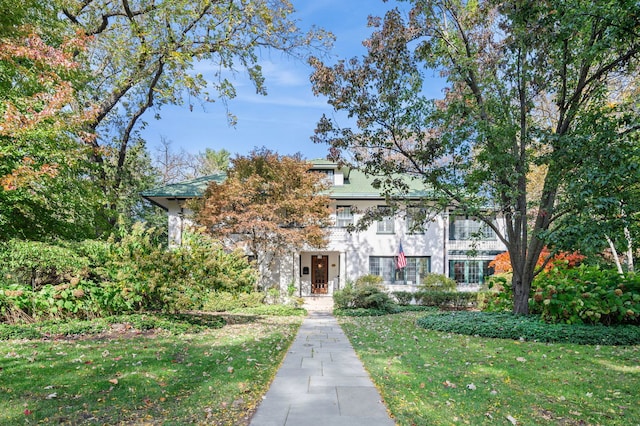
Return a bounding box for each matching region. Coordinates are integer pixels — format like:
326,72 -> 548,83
310,1 -> 640,314
59,0 -> 332,227
193,148 -> 332,289
196,148 -> 231,176
153,136 -> 199,184
548,103 -> 640,272
0,0 -> 104,240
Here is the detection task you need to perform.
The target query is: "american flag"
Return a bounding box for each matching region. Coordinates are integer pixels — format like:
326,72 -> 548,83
397,241 -> 407,269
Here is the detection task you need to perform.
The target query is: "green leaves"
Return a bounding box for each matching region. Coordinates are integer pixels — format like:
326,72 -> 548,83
310,0 -> 640,314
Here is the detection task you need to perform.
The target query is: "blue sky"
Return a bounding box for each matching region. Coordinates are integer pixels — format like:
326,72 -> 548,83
141,0 -> 416,161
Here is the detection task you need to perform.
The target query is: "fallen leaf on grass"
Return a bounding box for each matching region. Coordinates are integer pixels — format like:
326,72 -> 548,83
443,380 -> 457,388
108,379 -> 118,385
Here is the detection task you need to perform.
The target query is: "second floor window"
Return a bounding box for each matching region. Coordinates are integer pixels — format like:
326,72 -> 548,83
376,206 -> 394,234
406,207 -> 427,234
336,206 -> 354,228
449,216 -> 496,240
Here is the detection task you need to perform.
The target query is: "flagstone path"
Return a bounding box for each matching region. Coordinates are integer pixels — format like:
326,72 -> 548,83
249,296 -> 396,426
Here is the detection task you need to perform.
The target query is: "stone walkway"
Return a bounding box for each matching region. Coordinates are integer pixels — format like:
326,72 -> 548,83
249,297 -> 395,426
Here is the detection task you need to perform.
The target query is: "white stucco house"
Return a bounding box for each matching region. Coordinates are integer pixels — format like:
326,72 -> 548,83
142,160 -> 506,296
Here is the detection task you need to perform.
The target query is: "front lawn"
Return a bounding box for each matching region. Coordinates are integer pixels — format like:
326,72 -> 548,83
339,311 -> 640,425
0,312 -> 302,425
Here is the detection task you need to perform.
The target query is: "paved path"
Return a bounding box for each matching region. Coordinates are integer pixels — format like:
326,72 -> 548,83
249,299 -> 395,426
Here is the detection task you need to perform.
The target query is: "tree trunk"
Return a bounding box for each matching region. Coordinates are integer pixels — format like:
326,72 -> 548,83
606,234 -> 624,274
512,274 -> 531,315
511,258 -> 536,315
624,226 -> 634,273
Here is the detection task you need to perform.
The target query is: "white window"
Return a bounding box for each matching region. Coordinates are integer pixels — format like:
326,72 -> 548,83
449,216 -> 496,240
406,207 -> 426,234
336,206 -> 354,228
376,206 -> 394,234
449,260 -> 493,285
369,256 -> 431,284
314,169 -> 334,185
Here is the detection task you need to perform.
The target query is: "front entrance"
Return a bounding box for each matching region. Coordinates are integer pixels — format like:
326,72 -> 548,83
311,255 -> 329,294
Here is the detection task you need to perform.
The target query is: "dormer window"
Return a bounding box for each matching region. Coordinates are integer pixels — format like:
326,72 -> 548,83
313,169 -> 334,185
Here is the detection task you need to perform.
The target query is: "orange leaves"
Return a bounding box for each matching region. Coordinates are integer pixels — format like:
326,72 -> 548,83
488,251 -> 512,273
0,33 -> 78,69
0,30 -> 94,138
489,247 -> 585,273
1,157 -> 59,191
195,151 -> 333,259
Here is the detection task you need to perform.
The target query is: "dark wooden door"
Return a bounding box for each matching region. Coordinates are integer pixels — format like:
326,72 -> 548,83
311,256 -> 329,294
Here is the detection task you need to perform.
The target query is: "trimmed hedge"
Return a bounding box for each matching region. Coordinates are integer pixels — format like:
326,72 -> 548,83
414,290 -> 482,309
391,291 -> 415,305
333,305 -> 436,317
417,311 -> 640,346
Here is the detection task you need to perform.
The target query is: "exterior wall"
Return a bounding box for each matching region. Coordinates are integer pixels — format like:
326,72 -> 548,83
158,166 -> 508,295
286,199 -> 450,296
165,200 -> 194,248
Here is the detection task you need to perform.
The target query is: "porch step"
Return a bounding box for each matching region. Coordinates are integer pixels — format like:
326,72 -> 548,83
302,295 -> 334,312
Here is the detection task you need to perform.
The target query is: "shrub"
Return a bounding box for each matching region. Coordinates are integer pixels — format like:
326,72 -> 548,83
355,274 -> 384,288
481,274 -> 513,312
334,308 -> 392,317
333,280 -> 397,313
531,265 -> 640,325
333,285 -> 356,310
0,226 -> 259,320
418,273 -> 457,291
98,225 -> 258,314
392,291 -> 414,305
203,291 -> 265,312
0,240 -> 90,289
414,290 -> 480,309
203,292 -> 238,312
416,311 -> 640,345
237,291 -> 266,308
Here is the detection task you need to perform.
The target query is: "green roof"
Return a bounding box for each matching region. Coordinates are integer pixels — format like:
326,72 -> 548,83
141,160 -> 434,209
141,173 -> 226,198
329,169 -> 433,199
141,173 -> 226,210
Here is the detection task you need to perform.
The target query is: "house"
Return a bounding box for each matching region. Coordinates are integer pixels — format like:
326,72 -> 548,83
141,160 -> 506,295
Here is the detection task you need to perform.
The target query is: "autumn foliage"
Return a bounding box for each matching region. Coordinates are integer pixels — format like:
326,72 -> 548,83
489,248 -> 586,274
194,149 -> 332,286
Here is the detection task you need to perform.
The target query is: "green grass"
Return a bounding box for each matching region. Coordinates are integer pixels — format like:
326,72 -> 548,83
0,312 -> 302,425
338,311 -> 640,426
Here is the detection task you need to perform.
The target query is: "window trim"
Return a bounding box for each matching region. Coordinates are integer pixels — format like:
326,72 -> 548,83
376,206 -> 395,234
449,215 -> 496,241
369,256 -> 431,285
336,205 -> 354,228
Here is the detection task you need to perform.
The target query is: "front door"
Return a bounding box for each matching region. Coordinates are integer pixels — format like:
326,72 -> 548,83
311,255 -> 329,294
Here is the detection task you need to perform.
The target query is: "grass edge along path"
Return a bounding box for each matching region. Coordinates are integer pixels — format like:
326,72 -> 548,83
0,312 -> 304,425
338,311 -> 640,426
